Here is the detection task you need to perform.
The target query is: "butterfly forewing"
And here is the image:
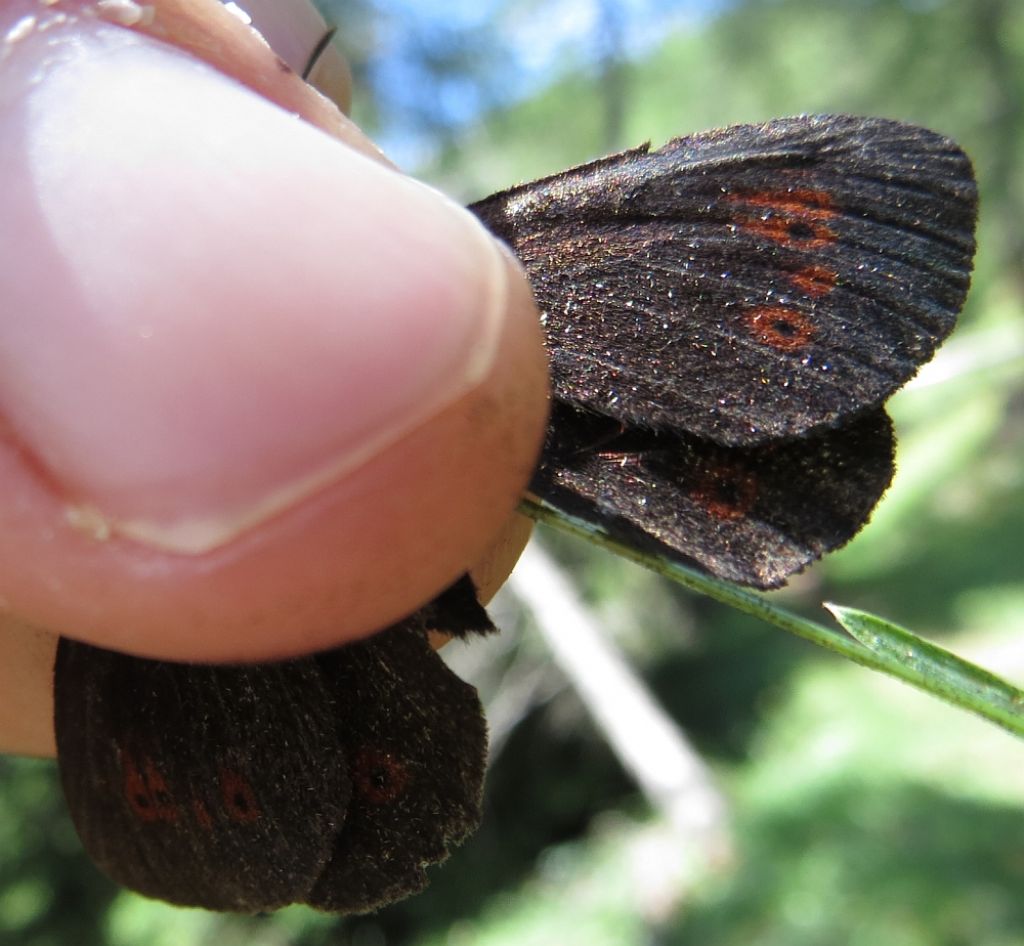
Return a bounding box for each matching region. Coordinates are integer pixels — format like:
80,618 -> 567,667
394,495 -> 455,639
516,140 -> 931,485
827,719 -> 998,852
55,639 -> 350,912
471,115 -> 977,446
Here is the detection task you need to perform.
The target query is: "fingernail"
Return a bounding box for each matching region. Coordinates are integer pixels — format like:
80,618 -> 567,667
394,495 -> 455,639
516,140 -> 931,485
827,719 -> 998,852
0,10 -> 506,553
235,0 -> 352,109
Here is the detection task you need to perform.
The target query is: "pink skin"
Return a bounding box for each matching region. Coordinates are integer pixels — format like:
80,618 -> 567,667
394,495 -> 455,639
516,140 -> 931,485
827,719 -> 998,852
0,0 -> 549,757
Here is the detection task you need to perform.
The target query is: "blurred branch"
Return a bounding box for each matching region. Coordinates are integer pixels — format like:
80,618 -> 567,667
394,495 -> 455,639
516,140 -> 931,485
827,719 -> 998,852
506,540 -> 732,853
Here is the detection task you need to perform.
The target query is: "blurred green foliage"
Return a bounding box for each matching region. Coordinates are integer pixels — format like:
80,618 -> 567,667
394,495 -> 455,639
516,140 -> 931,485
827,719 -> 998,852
3,0 -> 1022,943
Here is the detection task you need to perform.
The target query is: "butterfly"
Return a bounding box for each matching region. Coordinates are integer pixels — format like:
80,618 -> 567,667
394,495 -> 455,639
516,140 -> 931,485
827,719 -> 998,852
55,115 -> 978,913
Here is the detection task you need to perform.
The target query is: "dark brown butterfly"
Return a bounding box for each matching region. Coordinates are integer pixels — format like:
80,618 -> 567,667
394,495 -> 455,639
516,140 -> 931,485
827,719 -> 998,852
55,115 -> 977,913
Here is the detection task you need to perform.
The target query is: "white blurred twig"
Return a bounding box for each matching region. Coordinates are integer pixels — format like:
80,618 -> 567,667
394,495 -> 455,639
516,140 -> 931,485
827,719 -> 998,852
506,540 -> 732,858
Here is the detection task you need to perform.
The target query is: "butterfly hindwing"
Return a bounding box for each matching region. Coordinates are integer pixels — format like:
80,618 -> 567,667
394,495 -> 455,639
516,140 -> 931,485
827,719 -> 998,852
533,402 -> 894,588
54,638 -> 350,912
307,590 -> 491,913
471,115 -> 977,446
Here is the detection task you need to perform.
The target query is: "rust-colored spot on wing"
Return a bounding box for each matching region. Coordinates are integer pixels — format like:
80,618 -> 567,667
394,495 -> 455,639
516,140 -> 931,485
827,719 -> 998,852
730,187 -> 836,217
742,215 -> 835,249
219,768 -> 262,824
688,463 -> 759,521
744,306 -> 816,351
351,748 -> 410,805
788,264 -> 837,298
725,187 -> 838,249
121,749 -> 180,824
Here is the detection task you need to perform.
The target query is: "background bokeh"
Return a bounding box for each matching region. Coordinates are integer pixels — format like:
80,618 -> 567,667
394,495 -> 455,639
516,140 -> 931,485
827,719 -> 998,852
3,0 -> 1023,943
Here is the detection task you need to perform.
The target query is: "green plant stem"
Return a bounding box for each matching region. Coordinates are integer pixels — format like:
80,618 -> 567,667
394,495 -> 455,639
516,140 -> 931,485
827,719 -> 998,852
519,496 -> 1024,738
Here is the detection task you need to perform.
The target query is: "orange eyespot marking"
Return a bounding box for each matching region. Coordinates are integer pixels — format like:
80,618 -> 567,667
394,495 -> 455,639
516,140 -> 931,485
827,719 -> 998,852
352,748 -> 410,805
688,464 -> 759,521
219,768 -> 262,824
121,749 -> 179,823
740,215 -> 836,249
726,187 -> 838,249
788,264 -> 836,298
744,306 -> 816,351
